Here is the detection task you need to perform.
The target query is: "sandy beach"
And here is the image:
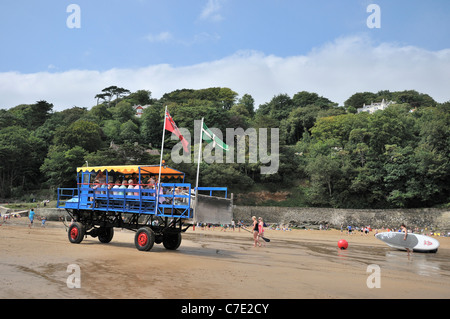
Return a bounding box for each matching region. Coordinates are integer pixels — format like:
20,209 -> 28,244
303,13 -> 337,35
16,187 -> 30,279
0,217 -> 449,300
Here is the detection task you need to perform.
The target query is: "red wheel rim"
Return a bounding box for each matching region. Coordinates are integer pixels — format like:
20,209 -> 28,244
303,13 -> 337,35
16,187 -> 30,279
70,227 -> 78,240
138,233 -> 148,246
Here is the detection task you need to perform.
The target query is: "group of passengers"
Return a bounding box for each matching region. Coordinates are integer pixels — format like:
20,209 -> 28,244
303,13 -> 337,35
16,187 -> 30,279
90,171 -> 188,204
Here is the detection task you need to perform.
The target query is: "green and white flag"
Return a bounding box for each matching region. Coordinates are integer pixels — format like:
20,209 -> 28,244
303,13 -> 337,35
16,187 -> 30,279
202,122 -> 230,151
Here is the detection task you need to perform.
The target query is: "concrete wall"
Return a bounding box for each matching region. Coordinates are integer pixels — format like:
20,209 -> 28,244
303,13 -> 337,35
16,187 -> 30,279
233,206 -> 450,231
11,206 -> 449,232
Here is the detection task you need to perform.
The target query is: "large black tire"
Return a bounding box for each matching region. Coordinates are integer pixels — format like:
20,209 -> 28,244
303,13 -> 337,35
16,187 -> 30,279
68,222 -> 85,244
98,227 -> 114,243
163,232 -> 182,250
134,227 -> 155,251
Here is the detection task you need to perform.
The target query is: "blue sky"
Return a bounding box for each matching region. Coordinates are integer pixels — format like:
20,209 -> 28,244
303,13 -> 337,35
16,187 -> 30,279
0,0 -> 449,110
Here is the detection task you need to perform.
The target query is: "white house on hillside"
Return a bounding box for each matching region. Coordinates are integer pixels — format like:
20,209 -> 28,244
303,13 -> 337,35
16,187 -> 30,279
357,99 -> 396,114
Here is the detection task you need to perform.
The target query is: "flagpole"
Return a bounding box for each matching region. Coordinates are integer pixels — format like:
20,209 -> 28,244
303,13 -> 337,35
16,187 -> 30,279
194,117 -> 204,222
156,105 -> 168,216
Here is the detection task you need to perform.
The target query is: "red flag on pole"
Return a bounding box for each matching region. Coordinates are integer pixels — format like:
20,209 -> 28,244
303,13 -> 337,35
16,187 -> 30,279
165,110 -> 190,153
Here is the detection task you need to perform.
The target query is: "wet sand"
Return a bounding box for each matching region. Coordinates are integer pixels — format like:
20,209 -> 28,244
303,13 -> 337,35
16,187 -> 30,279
0,219 -> 449,299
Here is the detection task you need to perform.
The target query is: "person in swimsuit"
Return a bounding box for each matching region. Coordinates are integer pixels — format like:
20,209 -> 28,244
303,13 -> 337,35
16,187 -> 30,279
258,217 -> 266,247
251,216 -> 261,247
400,223 -> 412,255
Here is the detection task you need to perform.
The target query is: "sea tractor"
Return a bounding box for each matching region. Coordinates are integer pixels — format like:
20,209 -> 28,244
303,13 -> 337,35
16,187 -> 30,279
56,165 -> 232,251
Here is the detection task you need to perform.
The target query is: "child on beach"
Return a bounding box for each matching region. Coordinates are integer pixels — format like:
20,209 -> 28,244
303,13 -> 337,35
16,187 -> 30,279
28,209 -> 35,229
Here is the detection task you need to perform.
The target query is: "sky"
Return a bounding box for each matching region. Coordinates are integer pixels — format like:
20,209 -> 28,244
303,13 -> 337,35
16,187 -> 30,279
0,0 -> 449,111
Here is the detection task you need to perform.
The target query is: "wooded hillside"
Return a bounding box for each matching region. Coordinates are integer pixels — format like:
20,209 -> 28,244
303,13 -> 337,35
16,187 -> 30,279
1,87 -> 448,209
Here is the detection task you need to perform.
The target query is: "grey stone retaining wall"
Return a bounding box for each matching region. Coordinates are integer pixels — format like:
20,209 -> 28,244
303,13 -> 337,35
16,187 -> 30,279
7,206 -> 449,232
233,206 -> 450,231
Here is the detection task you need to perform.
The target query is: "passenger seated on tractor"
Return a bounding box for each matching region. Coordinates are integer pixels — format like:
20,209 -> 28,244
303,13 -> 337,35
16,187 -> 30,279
152,185 -> 157,197
90,179 -> 101,208
119,180 -> 127,195
134,183 -> 141,196
93,180 -> 101,195
112,180 -> 121,196
174,187 -> 183,205
126,179 -> 135,196
145,184 -> 156,197
158,185 -> 165,204
95,171 -> 106,183
101,181 -> 109,195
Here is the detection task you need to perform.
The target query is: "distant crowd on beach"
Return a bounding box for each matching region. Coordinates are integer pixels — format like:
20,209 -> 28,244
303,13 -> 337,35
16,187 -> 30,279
193,220 -> 448,237
341,224 -> 448,237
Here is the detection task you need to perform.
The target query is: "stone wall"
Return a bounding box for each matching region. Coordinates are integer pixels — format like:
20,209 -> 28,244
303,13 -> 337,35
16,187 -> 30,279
35,207 -> 70,221
10,206 -> 449,232
233,206 -> 450,231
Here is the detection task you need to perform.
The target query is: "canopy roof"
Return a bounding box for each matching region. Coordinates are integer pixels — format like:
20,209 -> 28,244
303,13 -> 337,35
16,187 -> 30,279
76,165 -> 184,179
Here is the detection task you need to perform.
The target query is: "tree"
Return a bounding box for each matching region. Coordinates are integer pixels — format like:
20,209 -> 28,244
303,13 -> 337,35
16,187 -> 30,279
95,86 -> 130,106
366,105 -> 416,155
256,94 -> 293,121
140,103 -> 164,146
305,154 -> 342,206
392,90 -> 436,108
7,100 -> 53,130
112,86 -> 131,102
383,145 -> 416,207
310,113 -> 369,148
31,100 -> 54,128
229,104 -> 252,129
126,90 -> 153,106
95,92 -> 111,106
102,119 -> 122,143
0,109 -> 20,128
200,163 -> 254,190
344,92 -> 377,109
40,145 -> 87,188
53,120 -> 103,153
0,126 -> 46,197
284,105 -> 321,144
161,87 -> 238,110
119,120 -> 140,143
292,91 -> 336,109
109,100 -> 136,123
238,94 -> 255,116
90,104 -> 111,122
218,88 -> 238,110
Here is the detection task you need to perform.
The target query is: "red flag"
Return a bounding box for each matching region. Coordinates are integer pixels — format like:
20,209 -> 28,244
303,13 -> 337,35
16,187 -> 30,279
165,110 -> 190,153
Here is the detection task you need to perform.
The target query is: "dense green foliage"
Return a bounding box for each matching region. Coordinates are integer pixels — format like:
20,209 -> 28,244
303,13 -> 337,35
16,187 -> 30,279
0,88 -> 448,208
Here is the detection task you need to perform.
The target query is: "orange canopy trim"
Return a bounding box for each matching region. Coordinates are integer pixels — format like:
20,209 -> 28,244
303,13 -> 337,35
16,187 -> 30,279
76,165 -> 184,179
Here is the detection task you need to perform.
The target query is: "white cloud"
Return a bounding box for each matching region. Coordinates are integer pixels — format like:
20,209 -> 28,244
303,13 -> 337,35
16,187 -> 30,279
199,0 -> 224,22
1,35 -> 449,111
145,31 -> 173,43
145,30 -> 220,46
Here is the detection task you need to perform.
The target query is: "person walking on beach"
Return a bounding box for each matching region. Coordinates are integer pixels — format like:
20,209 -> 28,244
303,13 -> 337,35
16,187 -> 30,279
347,225 -> 352,235
251,216 -> 261,247
400,223 -> 412,255
258,217 -> 266,247
28,208 -> 35,228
